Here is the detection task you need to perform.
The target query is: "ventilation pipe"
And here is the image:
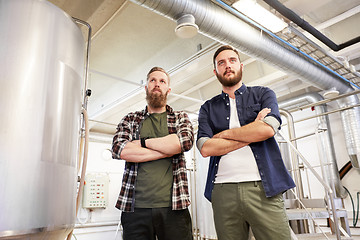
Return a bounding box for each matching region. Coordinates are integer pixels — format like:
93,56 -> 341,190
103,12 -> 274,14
279,93 -> 347,198
337,95 -> 360,169
131,0 -> 350,92
130,0 -> 360,169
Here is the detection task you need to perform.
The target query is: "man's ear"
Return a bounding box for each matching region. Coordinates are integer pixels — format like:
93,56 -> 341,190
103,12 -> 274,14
213,68 -> 217,75
167,87 -> 172,94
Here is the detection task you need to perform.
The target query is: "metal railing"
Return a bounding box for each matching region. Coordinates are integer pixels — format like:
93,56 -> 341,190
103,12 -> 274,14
278,130 -> 343,239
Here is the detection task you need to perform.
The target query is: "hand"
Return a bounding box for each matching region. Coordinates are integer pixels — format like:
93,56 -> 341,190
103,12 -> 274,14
255,108 -> 271,121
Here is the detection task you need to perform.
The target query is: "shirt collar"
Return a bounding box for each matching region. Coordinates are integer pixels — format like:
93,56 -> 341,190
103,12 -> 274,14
220,84 -> 247,99
235,83 -> 247,95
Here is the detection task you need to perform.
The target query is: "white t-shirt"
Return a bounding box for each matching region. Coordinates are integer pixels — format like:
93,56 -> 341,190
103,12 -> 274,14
214,97 -> 261,183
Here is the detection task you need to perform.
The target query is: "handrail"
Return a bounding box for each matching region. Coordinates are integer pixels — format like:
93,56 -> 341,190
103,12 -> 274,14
288,189 -> 331,240
285,90 -> 360,113
277,130 -> 342,240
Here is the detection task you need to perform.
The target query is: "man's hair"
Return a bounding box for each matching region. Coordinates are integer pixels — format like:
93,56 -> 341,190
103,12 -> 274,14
146,66 -> 170,84
213,45 -> 241,68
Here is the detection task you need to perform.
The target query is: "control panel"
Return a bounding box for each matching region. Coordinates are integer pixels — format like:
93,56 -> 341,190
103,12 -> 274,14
82,173 -> 109,208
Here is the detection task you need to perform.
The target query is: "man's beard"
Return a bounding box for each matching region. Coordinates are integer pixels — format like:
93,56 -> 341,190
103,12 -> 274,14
146,88 -> 168,108
216,69 -> 242,87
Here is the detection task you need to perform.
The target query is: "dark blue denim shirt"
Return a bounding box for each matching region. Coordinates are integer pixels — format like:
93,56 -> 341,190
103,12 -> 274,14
197,84 -> 295,201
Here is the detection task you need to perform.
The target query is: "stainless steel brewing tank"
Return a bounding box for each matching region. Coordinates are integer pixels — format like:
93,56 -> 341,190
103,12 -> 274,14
0,0 -> 84,239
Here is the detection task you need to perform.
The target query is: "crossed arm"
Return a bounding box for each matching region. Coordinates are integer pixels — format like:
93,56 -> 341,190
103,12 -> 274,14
120,134 -> 181,163
200,108 -> 274,157
113,111 -> 194,163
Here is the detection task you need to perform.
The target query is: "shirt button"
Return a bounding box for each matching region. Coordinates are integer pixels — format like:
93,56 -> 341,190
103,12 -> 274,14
226,117 -> 229,120
227,103 -> 229,106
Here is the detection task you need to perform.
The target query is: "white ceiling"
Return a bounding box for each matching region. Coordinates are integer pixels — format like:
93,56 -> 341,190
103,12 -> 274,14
48,0 -> 360,135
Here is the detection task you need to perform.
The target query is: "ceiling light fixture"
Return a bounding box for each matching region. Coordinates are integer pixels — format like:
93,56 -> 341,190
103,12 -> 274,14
323,88 -> 340,99
232,0 -> 287,33
175,14 -> 199,38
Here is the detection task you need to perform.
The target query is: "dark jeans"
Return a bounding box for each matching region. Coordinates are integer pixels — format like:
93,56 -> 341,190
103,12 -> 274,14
121,207 -> 193,240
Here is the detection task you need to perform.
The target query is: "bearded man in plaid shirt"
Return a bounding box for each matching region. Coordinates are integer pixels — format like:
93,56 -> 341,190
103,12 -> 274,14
112,66 -> 194,240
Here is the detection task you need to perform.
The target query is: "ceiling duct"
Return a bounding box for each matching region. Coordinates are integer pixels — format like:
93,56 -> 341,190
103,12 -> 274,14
130,0 -> 354,93
130,0 -> 360,168
337,95 -> 360,169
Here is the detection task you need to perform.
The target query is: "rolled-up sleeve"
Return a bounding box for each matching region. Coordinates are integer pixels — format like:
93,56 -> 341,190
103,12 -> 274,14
261,87 -> 282,128
175,112 -> 194,152
196,137 -> 210,152
112,115 -> 132,159
196,103 -> 214,152
263,116 -> 280,133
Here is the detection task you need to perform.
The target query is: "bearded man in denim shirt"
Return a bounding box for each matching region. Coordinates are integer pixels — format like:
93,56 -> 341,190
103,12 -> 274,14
197,45 -> 295,240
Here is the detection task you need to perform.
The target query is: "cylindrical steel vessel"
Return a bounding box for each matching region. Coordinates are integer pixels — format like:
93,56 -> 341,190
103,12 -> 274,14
0,0 -> 84,239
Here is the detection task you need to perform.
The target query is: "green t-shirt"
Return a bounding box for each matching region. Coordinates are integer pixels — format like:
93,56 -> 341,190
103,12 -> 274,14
135,112 -> 173,208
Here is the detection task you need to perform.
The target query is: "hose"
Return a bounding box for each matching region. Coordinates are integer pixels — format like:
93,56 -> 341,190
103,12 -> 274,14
66,108 -> 89,240
339,161 -> 353,180
343,186 -> 359,227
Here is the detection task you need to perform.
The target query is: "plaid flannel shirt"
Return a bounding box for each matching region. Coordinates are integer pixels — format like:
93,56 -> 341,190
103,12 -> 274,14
112,105 -> 194,212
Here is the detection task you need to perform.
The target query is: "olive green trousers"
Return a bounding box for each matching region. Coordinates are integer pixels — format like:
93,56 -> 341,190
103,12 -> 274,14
211,181 -> 291,240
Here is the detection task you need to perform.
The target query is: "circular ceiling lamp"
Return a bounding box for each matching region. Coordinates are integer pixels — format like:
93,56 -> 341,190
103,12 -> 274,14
323,88 -> 340,99
175,14 -> 199,38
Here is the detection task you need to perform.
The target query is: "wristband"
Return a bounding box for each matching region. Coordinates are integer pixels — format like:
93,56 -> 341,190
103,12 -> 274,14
140,137 -> 147,148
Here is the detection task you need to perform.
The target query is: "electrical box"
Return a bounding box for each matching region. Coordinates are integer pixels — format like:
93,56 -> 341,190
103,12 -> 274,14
82,173 -> 109,208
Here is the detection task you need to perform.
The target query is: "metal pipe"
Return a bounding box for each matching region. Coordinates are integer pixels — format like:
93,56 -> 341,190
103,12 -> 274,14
337,95 -> 360,169
280,109 -> 308,234
287,103 -> 360,124
72,17 -> 92,110
279,110 -> 304,199
262,0 -> 360,51
74,221 -> 119,228
188,146 -> 199,239
280,93 -> 348,198
129,0 -> 356,92
285,90 -> 360,112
